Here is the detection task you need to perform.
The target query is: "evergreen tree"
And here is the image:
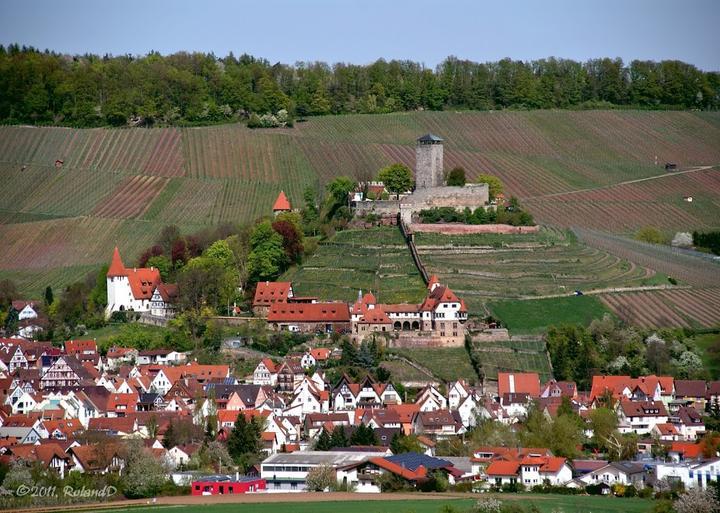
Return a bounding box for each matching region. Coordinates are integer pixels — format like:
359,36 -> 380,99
314,428 -> 332,451
329,425 -> 348,448
227,414 -> 263,470
350,424 -> 378,446
44,286 -> 53,306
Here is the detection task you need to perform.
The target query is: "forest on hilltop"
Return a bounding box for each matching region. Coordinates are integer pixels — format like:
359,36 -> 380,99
1,44 -> 719,127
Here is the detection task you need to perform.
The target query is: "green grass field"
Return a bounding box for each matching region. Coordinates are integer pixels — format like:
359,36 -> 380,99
282,227 -> 426,304
91,495 -> 653,513
488,296 -> 613,335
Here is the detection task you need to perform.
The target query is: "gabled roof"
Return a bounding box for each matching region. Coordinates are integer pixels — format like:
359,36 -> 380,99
273,191 -> 292,211
358,306 -> 392,325
674,380 -> 707,398
619,400 -> 667,418
590,375 -> 674,401
309,348 -> 331,361
88,416 -> 136,433
486,460 -> 521,476
259,358 -> 278,374
498,372 -> 540,398
268,302 -> 350,323
155,283 -> 179,302
11,300 -> 36,312
65,340 -> 97,354
253,281 -> 293,307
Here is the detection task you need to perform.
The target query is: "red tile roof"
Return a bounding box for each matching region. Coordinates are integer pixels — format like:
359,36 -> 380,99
268,302 -> 350,323
273,191 -> 292,211
107,247 -> 126,277
65,340 -> 97,354
486,460 -> 521,477
498,372 -> 540,398
310,348 -> 331,361
253,281 -> 293,307
590,375 -> 674,401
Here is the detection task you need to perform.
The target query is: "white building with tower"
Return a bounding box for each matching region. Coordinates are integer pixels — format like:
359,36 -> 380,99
105,247 -> 177,318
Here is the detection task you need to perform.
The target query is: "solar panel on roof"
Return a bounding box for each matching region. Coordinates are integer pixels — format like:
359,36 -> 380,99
385,452 -> 452,471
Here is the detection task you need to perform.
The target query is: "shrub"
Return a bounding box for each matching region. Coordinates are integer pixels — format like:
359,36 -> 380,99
635,226 -> 668,245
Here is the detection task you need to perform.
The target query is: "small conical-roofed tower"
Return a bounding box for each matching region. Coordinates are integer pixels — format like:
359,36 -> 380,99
272,191 -> 292,215
107,246 -> 126,277
106,247 -> 130,318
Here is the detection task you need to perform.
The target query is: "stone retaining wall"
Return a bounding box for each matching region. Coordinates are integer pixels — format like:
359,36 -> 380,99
410,224 -> 540,235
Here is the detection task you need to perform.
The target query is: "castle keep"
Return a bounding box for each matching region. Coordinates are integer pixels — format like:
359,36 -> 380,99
353,133 -> 489,225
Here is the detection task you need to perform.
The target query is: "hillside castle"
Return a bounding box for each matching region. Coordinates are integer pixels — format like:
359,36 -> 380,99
353,134 -> 489,224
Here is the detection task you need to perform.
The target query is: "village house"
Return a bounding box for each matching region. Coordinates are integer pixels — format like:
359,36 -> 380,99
411,409 -> 464,438
253,358 -> 279,386
150,284 -> 179,318
573,461 -> 646,489
616,400 -> 669,435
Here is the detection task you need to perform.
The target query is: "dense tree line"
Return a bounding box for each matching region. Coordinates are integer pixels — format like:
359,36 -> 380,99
1,44 -> 718,127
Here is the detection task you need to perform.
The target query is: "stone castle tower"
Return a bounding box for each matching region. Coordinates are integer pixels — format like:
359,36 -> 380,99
415,133 -> 444,188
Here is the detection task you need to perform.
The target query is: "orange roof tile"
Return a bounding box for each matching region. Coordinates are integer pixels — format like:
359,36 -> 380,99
65,340 -> 97,354
268,302 -> 350,323
107,247 -> 125,277
310,348 -> 331,361
486,460 -> 521,476
273,191 -> 292,211
253,281 -> 292,307
498,372 -> 540,398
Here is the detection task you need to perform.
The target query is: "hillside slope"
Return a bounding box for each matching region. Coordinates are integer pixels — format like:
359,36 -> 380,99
1,110 -> 719,295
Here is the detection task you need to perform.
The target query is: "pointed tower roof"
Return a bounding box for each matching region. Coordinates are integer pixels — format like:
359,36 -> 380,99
107,247 -> 126,277
427,275 -> 440,290
272,191 -> 291,212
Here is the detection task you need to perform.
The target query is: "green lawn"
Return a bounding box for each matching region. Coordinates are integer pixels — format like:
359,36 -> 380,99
90,494 -> 653,513
488,296 -> 612,334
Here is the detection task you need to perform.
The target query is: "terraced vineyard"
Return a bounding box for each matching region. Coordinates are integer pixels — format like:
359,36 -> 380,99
1,109 -> 719,296
413,227 -> 669,316
469,339 -> 554,382
600,288 -> 720,328
282,227 -> 426,304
